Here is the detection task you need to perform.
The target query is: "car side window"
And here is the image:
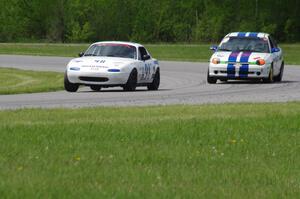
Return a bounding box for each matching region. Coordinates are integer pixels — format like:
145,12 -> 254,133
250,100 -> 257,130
269,36 -> 278,48
269,37 -> 275,49
273,38 -> 278,48
138,47 -> 148,60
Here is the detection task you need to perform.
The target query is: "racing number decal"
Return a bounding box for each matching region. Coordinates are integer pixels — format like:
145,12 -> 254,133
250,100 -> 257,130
141,63 -> 152,80
145,63 -> 151,79
95,60 -> 106,63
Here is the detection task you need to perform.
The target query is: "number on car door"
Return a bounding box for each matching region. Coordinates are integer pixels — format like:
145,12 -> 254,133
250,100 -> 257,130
138,47 -> 153,82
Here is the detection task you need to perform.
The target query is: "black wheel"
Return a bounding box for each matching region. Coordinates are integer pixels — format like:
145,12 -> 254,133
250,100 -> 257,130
123,69 -> 137,91
207,70 -> 217,84
274,62 -> 284,82
64,72 -> 79,92
90,85 -> 102,91
147,69 -> 160,90
219,78 -> 228,83
263,65 -> 274,83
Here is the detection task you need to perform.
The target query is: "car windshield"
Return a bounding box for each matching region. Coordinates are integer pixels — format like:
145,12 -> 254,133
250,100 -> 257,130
219,37 -> 270,53
84,43 -> 137,59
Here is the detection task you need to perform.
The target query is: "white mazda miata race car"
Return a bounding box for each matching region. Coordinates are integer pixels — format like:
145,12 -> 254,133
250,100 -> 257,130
64,42 -> 160,92
207,32 -> 284,83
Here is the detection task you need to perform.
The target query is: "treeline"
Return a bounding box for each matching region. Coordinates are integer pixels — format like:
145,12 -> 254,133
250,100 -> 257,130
1,0 -> 299,43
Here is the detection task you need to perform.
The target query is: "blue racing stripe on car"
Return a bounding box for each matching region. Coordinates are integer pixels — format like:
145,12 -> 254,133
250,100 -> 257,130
227,52 -> 239,78
237,32 -> 247,37
249,32 -> 258,37
239,52 -> 252,78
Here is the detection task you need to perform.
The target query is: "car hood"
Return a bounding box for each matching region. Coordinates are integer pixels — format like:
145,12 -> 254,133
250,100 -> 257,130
67,56 -> 136,68
211,51 -> 271,63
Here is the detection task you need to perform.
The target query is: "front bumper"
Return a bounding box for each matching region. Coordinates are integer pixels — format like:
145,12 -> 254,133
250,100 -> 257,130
208,63 -> 271,79
67,70 -> 130,85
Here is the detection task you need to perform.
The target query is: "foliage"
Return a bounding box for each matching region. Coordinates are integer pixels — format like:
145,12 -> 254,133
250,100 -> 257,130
0,0 -> 299,43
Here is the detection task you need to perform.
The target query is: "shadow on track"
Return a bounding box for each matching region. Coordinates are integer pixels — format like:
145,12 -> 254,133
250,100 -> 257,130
218,80 -> 298,84
79,88 -> 172,93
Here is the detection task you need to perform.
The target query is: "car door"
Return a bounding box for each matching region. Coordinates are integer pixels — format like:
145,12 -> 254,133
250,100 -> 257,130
137,47 -> 155,83
269,36 -> 281,75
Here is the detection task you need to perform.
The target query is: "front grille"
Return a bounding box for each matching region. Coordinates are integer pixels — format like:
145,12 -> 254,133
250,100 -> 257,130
219,71 -> 255,74
239,71 -> 255,75
228,62 -> 252,64
79,76 -> 109,82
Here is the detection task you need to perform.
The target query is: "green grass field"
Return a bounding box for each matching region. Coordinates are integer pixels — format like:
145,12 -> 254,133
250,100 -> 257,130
1,43 -> 299,64
0,68 -> 63,94
280,44 -> 300,65
0,103 -> 299,198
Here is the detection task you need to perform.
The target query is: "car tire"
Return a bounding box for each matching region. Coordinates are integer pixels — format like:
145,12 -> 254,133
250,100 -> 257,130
123,69 -> 137,91
147,69 -> 160,90
263,65 -> 274,83
90,85 -> 102,91
219,78 -> 228,83
64,72 -> 79,92
207,70 -> 217,84
274,62 -> 284,82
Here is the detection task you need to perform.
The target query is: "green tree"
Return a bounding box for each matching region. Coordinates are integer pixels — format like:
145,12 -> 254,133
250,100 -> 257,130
0,0 -> 299,43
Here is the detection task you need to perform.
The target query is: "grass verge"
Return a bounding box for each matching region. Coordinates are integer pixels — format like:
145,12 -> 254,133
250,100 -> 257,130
0,67 -> 63,94
0,103 -> 299,198
1,43 -> 299,64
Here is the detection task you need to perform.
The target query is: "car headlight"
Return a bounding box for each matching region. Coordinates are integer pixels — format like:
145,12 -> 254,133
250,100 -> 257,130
70,67 -> 80,71
256,59 -> 266,66
212,58 -> 220,64
108,69 -> 121,72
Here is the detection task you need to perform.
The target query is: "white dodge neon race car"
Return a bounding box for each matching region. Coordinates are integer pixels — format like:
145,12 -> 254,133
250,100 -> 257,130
207,32 -> 284,83
64,41 -> 160,92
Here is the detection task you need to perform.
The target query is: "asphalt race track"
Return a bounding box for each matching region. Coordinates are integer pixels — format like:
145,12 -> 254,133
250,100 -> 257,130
0,54 -> 300,109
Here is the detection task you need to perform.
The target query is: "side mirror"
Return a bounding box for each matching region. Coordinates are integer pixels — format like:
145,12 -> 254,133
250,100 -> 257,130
271,48 -> 280,53
79,52 -> 84,57
210,45 -> 218,52
142,54 -> 151,61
